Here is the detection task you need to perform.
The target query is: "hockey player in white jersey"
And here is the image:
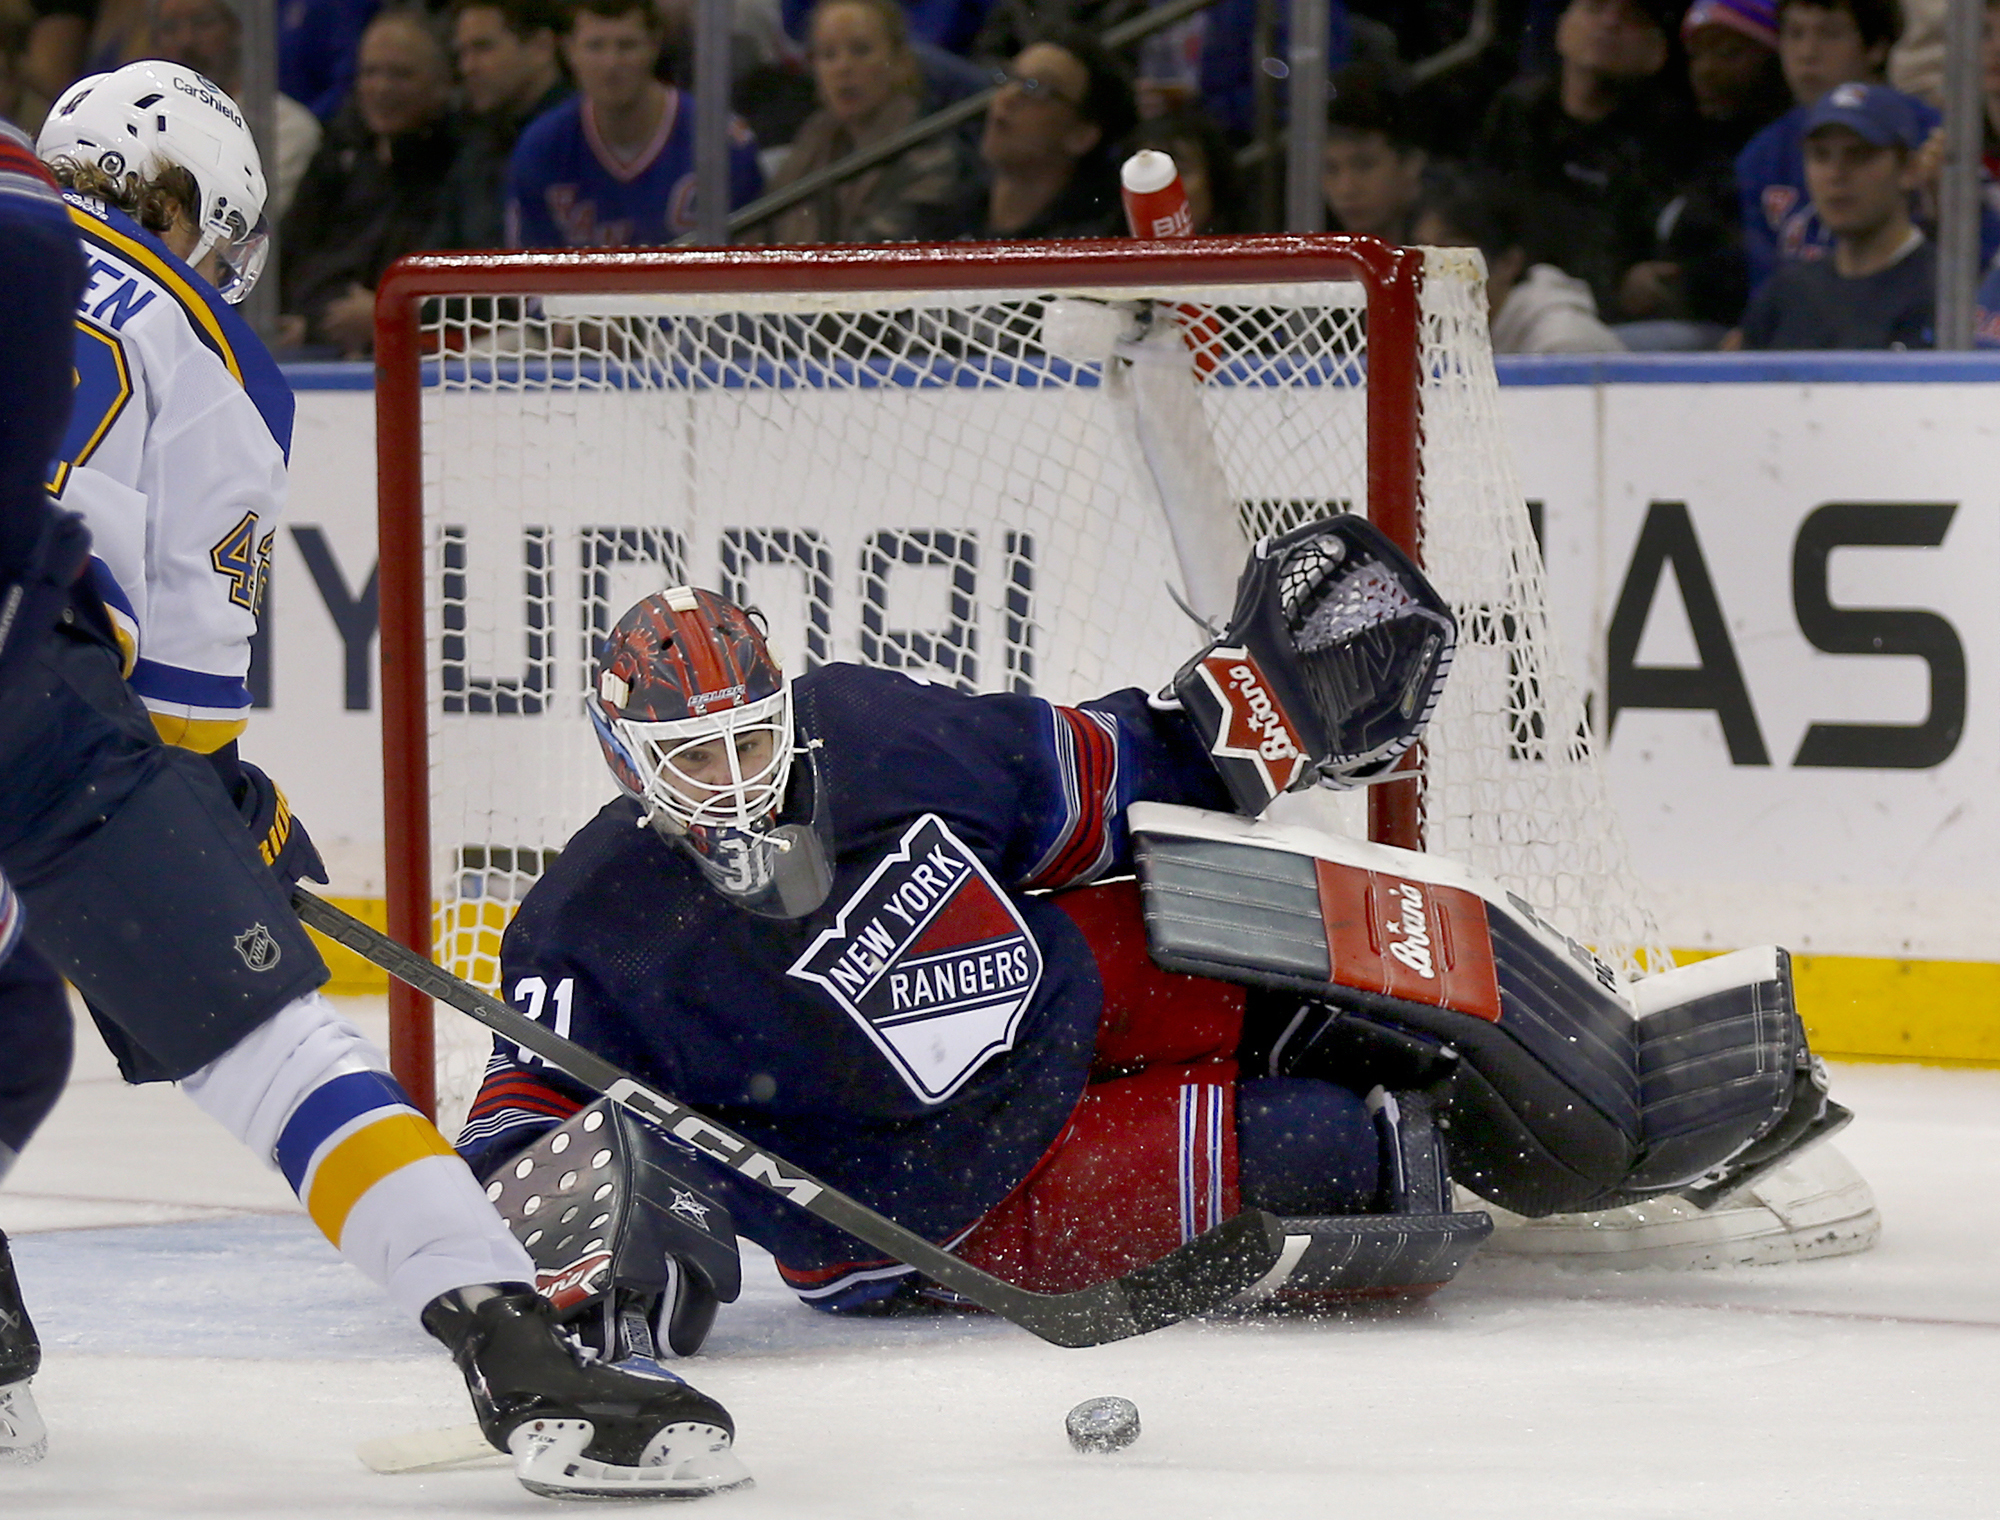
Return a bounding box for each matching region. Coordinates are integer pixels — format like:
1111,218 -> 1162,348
0,68 -> 748,1497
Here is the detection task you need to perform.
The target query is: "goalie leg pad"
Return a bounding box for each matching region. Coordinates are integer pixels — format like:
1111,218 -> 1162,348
1135,810 -> 1854,1219
488,1099 -> 741,1357
1137,824 -> 1643,1215
1616,946 -> 1818,1200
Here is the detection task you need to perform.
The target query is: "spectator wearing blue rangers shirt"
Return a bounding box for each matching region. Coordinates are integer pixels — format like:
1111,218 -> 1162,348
1734,82 -> 1934,350
1735,0 -> 2000,296
506,0 -> 761,248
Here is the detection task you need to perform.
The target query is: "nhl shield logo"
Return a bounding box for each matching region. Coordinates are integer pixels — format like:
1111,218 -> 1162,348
233,922 -> 281,972
788,814 -> 1043,1104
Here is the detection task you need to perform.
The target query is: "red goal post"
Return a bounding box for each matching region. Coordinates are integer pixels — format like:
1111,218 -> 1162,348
372,234 -> 1656,1124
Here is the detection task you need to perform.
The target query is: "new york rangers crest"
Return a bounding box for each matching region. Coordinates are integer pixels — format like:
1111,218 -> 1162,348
789,815 -> 1043,1103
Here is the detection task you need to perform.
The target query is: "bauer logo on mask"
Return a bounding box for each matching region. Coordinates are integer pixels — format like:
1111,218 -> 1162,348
788,814 -> 1043,1103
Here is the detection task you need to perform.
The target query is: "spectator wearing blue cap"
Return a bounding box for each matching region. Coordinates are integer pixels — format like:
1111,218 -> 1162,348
1733,80 -> 1933,348
1734,0 -> 1999,295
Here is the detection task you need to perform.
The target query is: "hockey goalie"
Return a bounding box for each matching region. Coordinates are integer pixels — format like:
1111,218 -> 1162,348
453,517 -> 1855,1358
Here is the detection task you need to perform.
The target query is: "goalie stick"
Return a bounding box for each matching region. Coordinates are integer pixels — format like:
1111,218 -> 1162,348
293,888 -> 1286,1349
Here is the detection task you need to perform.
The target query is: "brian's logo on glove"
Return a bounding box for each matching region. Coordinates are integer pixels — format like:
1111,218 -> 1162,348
788,814 -> 1043,1104
1192,649 -> 1311,797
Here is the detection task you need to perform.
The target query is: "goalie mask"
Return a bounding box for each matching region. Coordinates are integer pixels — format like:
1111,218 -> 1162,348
1170,515 -> 1457,815
589,587 -> 833,918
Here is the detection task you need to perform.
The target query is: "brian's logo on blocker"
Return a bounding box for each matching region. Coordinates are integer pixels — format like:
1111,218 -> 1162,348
788,814 -> 1043,1103
234,923 -> 281,972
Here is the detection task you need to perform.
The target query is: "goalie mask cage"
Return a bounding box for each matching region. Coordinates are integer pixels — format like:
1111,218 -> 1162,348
375,236 -> 1668,1130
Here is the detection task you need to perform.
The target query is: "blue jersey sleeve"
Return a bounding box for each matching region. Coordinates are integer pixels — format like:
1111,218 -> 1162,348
1735,118 -> 1789,296
0,124 -> 89,632
505,124 -> 563,249
729,126 -> 764,211
803,669 -> 1232,893
1006,688 -> 1234,891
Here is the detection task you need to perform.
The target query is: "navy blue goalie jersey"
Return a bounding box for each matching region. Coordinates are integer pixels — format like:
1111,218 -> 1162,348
460,664 -> 1234,1303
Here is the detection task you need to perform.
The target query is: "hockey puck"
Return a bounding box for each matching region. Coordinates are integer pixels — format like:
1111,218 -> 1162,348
1065,1396 -> 1140,1453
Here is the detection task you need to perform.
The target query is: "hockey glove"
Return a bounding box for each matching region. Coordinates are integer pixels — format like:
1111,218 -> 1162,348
233,760 -> 329,891
1169,515 -> 1456,815
490,1099 -> 742,1358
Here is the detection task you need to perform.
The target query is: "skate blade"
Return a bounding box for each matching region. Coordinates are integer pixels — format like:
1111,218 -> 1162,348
1470,1145 -> 1880,1269
509,1417 -> 753,1500
0,1380 -> 48,1466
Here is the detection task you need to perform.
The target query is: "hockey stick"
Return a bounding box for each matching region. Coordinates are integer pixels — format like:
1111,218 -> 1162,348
293,888 -> 1285,1348
356,1423 -> 507,1474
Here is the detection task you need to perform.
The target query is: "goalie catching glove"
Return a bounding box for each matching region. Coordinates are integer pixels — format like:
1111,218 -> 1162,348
1170,515 -> 1456,816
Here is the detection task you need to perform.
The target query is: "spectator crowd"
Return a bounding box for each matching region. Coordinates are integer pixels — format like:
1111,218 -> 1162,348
4,0 -> 1996,355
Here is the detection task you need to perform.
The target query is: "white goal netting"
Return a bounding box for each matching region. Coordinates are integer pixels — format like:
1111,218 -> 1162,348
395,243 -> 1667,1135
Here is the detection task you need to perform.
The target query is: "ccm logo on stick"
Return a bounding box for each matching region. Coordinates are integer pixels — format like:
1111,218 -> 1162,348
603,1079 -> 825,1204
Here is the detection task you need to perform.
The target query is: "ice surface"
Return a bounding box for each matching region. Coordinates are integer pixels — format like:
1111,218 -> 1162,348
3,1001 -> 1997,1519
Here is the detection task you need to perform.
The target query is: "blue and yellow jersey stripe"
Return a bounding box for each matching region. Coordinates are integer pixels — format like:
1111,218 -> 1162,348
276,1069 -> 460,1248
61,195 -> 294,459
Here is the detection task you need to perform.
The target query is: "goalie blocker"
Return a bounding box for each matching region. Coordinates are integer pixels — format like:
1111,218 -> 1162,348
485,1099 -> 743,1359
1130,804 -> 1849,1219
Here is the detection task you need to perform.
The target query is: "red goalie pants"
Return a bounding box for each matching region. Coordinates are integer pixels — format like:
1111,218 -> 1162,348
950,879 -> 1248,1294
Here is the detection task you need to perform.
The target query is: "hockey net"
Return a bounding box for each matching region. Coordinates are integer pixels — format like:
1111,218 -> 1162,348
375,237 -> 1668,1135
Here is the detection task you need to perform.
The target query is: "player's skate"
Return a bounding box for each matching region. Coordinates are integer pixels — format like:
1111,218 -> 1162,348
0,1230 -> 47,1465
422,1284 -> 750,1500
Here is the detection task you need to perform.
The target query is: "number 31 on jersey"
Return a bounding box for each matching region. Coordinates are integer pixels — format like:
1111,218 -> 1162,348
511,976 -> 575,1066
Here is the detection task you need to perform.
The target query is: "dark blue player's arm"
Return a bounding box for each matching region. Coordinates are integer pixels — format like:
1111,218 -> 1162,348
996,685 -> 1234,892
0,121 -> 91,680
454,948 -> 603,1177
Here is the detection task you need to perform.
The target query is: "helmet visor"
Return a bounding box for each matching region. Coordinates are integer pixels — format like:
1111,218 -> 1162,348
211,214 -> 269,304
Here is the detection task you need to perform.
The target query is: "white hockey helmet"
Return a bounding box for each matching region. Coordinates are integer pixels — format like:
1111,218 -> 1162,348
37,60 -> 270,303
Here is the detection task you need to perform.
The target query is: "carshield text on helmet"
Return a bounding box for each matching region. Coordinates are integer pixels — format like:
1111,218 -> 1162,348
37,60 -> 271,303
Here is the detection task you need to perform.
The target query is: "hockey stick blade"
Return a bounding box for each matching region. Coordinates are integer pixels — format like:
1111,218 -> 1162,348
295,889 -> 1285,1348
356,1423 -> 507,1474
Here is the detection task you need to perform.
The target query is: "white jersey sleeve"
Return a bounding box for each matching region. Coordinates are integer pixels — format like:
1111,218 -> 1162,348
47,194 -> 295,752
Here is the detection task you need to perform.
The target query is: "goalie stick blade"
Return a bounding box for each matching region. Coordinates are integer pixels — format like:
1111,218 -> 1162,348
356,1423 -> 508,1474
992,1209 -> 1290,1347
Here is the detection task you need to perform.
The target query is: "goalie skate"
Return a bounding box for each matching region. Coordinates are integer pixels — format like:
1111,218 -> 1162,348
1469,1144 -> 1880,1269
